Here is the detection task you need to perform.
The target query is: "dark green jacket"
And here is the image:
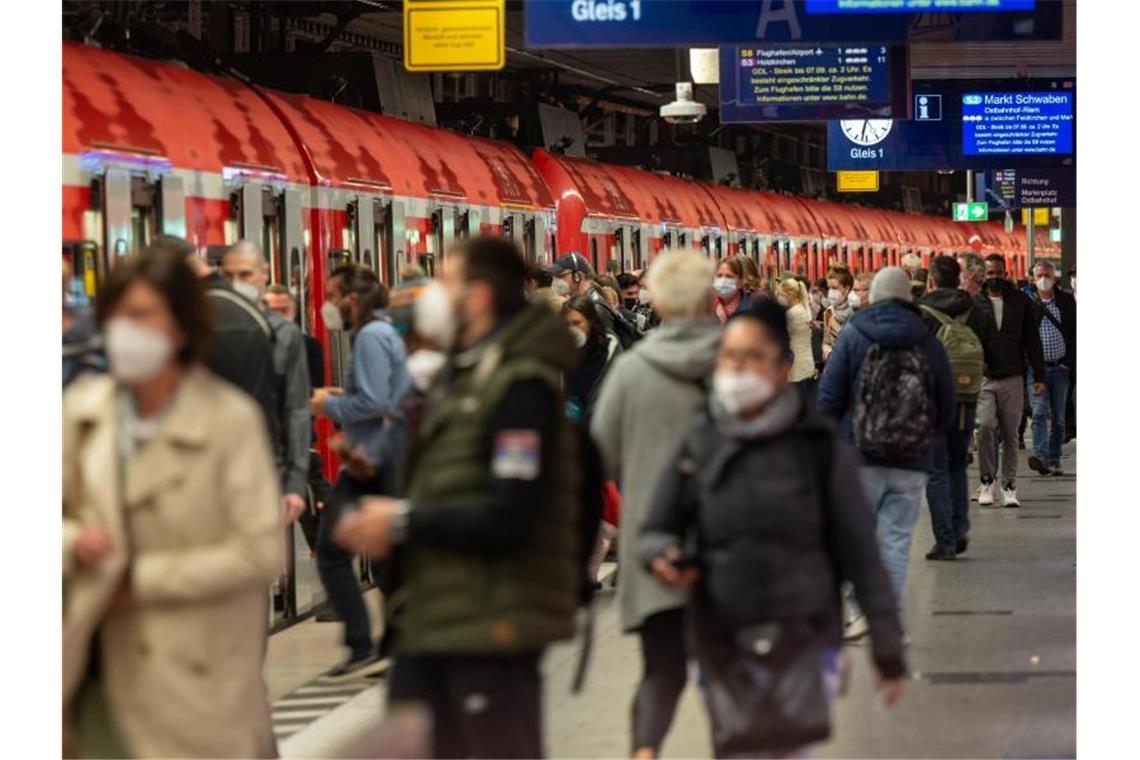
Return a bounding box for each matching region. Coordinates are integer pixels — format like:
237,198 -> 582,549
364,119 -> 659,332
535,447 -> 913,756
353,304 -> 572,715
395,303 -> 581,654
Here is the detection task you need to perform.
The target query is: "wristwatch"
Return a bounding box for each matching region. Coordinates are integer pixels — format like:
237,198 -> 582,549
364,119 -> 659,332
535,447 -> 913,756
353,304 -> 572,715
390,500 -> 412,545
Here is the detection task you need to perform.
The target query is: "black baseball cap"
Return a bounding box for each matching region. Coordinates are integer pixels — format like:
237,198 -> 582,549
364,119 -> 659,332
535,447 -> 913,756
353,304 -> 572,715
551,252 -> 591,277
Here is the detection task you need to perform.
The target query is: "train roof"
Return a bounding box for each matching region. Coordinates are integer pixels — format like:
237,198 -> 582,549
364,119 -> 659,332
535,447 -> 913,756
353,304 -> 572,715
533,151 -> 724,229
62,42 -> 308,183
260,92 -> 553,209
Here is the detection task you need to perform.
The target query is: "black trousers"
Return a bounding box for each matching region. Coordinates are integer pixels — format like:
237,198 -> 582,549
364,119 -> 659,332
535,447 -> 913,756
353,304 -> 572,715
387,652 -> 544,759
631,608 -> 688,753
316,469 -> 392,660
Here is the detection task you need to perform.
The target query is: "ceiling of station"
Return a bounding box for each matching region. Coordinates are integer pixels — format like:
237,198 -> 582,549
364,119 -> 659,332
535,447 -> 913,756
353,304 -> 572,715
333,0 -> 1075,110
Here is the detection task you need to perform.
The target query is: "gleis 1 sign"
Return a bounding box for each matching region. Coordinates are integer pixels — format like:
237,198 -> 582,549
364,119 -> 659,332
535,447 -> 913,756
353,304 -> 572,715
571,0 -> 642,22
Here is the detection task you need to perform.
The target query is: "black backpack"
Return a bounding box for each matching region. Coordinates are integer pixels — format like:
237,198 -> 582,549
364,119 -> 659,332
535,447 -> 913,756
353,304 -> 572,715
852,342 -> 936,459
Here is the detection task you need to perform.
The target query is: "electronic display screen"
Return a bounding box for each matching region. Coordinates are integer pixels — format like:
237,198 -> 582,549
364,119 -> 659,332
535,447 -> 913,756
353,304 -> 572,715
961,91 -> 1073,155
806,0 -> 1034,13
827,77 -> 1074,171
720,44 -> 904,122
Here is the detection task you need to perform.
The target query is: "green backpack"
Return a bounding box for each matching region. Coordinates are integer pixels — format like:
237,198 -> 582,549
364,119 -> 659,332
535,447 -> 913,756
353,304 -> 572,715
920,304 -> 985,401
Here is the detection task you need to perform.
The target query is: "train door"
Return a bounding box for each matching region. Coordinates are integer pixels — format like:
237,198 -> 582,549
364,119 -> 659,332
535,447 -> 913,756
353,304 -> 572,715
232,180 -> 307,625
502,210 -> 545,264
91,166 -> 186,277
427,203 -> 462,276
351,195 -> 404,285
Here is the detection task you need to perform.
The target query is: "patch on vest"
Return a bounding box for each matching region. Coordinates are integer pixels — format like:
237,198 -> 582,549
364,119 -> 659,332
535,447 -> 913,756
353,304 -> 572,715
492,430 -> 540,480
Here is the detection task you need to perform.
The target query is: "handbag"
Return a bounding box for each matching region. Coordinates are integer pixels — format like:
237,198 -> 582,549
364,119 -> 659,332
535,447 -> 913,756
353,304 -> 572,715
703,619 -> 832,755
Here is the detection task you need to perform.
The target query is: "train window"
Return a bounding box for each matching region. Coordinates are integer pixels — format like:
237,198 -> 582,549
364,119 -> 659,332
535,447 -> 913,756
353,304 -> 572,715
328,249 -> 352,272
590,237 -> 599,271
522,217 -> 537,263
632,229 -> 642,270
289,245 -> 306,332
130,206 -> 152,252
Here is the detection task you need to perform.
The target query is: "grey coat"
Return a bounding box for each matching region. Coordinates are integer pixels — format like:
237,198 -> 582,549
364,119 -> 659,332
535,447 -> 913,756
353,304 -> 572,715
590,318 -> 721,631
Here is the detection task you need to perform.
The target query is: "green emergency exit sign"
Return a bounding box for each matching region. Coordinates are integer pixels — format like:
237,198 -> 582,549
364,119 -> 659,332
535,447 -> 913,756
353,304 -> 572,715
953,202 -> 988,222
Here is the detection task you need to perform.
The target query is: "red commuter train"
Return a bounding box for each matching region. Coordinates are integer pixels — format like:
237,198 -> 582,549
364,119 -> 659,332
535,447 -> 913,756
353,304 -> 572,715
63,41 -> 1060,388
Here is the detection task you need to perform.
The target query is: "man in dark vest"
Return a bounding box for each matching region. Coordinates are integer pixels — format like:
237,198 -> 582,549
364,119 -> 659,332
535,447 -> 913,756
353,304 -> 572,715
335,236 -> 581,758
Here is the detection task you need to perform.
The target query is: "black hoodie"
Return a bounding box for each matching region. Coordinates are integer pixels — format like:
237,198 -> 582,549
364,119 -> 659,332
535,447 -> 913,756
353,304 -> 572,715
918,287 -> 999,371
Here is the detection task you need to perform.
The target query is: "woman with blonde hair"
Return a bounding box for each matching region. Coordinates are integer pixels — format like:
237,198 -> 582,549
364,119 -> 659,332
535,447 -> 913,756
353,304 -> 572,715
776,276 -> 818,401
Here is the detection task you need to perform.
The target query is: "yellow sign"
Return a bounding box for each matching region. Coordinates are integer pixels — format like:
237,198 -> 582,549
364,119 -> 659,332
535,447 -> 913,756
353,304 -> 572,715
837,171 -> 880,193
1021,207 -> 1050,226
404,0 -> 505,72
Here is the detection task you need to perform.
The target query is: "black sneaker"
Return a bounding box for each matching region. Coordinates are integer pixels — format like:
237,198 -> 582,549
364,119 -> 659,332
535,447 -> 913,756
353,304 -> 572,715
956,535 -> 970,555
323,654 -> 386,682
315,608 -> 341,623
1028,456 -> 1051,476
925,545 -> 957,561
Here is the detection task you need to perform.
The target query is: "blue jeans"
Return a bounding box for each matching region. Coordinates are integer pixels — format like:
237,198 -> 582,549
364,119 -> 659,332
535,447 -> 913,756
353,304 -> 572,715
858,467 -> 928,606
926,403 -> 977,551
1027,366 -> 1071,466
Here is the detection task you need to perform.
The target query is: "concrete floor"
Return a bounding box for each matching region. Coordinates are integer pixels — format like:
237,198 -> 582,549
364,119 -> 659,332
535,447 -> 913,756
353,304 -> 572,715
267,442 -> 1076,759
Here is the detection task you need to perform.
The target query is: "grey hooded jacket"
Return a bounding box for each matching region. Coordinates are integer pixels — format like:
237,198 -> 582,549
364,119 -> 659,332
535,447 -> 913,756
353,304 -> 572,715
589,318 -> 721,631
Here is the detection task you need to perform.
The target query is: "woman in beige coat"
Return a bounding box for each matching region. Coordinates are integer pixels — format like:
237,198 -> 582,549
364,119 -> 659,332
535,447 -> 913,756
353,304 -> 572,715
776,278 -> 817,402
63,249 -> 282,758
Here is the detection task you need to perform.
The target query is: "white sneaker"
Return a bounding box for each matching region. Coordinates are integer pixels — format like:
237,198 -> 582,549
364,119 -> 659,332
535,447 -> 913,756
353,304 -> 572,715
842,614 -> 870,642
1002,483 -> 1020,508
977,481 -> 995,507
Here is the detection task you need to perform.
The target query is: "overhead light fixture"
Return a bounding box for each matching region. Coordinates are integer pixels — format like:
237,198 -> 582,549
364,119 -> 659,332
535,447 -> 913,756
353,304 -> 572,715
660,82 -> 707,125
689,48 -> 719,85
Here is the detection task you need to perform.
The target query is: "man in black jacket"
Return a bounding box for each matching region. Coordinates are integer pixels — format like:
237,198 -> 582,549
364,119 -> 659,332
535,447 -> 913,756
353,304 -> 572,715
1025,260 -> 1076,476
146,236 -> 280,451
974,254 -> 1046,509
918,256 -> 998,560
551,252 -> 640,348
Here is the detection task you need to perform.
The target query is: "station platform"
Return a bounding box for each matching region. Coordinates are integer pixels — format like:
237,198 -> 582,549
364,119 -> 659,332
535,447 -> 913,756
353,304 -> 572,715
265,444 -> 1076,759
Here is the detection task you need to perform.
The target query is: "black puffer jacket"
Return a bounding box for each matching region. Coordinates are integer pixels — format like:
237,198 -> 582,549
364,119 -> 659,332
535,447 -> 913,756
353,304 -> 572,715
639,390 -> 906,679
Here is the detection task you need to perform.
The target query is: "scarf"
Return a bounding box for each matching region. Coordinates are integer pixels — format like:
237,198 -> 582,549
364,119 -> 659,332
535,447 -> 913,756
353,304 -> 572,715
711,384 -> 802,439
715,291 -> 742,324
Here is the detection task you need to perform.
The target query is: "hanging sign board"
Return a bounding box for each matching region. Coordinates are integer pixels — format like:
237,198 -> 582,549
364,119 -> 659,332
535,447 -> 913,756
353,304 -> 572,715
405,0 -> 505,72
837,171 -> 880,192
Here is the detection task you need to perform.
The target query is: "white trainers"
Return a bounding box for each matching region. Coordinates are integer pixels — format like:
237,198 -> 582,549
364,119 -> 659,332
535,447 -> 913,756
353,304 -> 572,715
842,614 -> 870,642
1002,482 -> 1020,508
977,481 -> 996,507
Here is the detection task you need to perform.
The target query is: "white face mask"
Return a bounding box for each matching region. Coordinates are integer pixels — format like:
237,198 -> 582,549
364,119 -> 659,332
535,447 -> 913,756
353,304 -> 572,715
320,301 -> 344,332
569,326 -> 588,348
414,280 -> 458,349
713,277 -> 739,298
1036,276 -> 1054,293
406,349 -> 447,392
552,278 -> 573,298
637,288 -> 653,306
713,369 -> 777,416
104,318 -> 174,384
231,280 -> 261,302
848,291 -> 862,309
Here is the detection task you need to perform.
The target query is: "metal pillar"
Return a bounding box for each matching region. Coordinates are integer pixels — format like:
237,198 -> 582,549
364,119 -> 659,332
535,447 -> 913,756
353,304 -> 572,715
965,170 -> 974,203
1027,209 -> 1036,275
1060,207 -> 1076,283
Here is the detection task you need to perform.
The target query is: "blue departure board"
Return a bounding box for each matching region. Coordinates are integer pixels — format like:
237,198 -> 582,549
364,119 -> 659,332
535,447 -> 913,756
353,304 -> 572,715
962,92 -> 1074,155
721,44 -> 899,122
806,0 -> 1034,12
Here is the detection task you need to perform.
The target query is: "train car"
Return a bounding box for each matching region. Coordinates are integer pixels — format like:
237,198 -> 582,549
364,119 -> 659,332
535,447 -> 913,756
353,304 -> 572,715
532,149 -> 727,272
63,42 -> 312,308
